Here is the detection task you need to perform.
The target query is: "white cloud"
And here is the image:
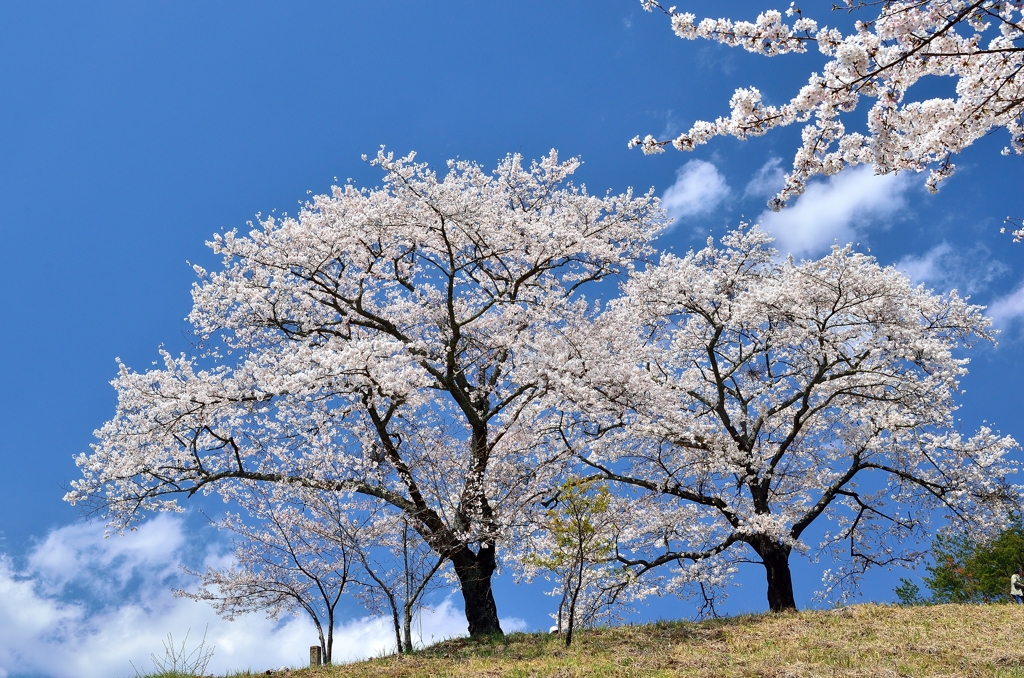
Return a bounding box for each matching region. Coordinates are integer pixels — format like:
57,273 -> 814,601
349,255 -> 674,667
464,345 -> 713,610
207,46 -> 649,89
661,159 -> 730,225
743,157 -> 786,199
897,242 -> 954,287
987,280 -> 1024,328
758,165 -> 911,257
896,242 -> 1007,297
0,517 -> 509,678
27,516 -> 183,597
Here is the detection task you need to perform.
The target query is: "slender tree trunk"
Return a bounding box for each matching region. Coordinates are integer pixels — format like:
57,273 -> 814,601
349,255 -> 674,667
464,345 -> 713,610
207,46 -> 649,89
750,537 -> 797,612
312,618 -> 327,666
325,610 -> 334,664
557,590 -> 567,634
379,584 -> 402,653
402,522 -> 413,653
388,596 -> 403,653
450,544 -> 503,637
565,565 -> 582,647
403,602 -> 414,653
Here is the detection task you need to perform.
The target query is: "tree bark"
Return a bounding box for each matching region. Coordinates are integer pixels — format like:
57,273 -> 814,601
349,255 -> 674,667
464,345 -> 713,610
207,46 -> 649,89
450,544 -> 503,637
325,611 -> 334,664
403,601 -> 413,654
750,537 -> 797,612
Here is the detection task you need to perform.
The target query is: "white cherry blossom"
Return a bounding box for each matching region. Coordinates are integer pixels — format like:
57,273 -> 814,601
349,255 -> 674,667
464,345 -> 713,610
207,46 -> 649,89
65,149 -> 666,637
544,224 -> 1019,611
632,1 -> 1024,210
178,483 -> 359,664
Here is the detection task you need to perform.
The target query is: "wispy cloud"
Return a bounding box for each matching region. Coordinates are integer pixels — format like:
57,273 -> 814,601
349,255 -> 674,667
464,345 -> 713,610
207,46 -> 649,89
26,518 -> 183,598
987,280 -> 1024,328
758,165 -> 912,257
0,516 -> 523,678
661,159 -> 730,226
896,242 -> 1007,297
649,109 -> 685,141
743,157 -> 785,200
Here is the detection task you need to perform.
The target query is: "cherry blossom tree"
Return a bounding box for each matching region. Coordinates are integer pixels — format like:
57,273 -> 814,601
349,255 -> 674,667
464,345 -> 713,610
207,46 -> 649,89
65,149 -> 664,637
185,482 -> 445,658
544,225 -> 1020,612
631,1 -> 1024,211
349,511 -> 448,654
179,485 -> 357,664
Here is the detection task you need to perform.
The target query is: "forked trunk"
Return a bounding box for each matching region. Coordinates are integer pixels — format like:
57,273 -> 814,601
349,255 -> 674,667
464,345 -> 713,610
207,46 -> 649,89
750,537 -> 797,612
450,544 -> 503,637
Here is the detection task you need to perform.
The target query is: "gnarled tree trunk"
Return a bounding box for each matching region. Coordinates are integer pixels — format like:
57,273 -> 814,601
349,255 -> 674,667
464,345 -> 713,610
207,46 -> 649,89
450,544 -> 503,636
749,537 -> 797,612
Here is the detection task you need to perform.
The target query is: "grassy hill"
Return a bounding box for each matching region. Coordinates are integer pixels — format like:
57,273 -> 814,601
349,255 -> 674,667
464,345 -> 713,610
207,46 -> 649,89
266,603 -> 1024,678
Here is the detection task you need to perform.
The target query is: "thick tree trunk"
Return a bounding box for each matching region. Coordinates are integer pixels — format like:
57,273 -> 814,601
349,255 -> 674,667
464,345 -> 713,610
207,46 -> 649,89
450,544 -> 503,637
750,537 -> 797,612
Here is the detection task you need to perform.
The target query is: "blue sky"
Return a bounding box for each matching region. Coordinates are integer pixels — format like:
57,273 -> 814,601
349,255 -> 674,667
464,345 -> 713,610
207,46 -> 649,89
0,2 -> 1021,676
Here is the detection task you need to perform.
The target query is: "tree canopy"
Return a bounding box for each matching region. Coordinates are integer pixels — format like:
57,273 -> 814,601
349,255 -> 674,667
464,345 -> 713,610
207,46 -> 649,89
65,149 -> 664,637
543,225 -> 1019,611
66,150 -> 1019,632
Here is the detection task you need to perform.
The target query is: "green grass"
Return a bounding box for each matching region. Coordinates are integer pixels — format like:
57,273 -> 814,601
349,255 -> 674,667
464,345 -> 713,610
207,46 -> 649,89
131,671 -> 261,678
244,603 -> 1024,678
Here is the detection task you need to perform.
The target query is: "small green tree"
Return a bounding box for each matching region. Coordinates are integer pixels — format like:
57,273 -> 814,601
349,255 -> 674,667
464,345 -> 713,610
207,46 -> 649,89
893,578 -> 928,607
896,517 -> 1024,604
527,478 -> 627,647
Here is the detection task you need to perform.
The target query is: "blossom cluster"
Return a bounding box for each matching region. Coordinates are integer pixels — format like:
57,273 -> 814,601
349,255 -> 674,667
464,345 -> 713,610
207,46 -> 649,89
65,150 -> 663,634
537,224 -> 1019,607
632,1 -> 1024,209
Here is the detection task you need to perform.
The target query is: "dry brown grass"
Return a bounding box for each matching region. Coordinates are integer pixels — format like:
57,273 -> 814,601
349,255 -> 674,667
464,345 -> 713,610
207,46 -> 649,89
270,603 -> 1024,678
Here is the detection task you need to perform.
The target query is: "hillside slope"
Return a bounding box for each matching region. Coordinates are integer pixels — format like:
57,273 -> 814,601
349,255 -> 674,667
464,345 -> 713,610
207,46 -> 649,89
283,604 -> 1024,677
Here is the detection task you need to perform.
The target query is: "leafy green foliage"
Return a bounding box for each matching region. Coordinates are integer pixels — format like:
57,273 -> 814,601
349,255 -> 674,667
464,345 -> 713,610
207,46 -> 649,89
896,517 -> 1024,605
925,518 -> 1024,603
893,579 -> 928,607
528,478 -> 624,647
